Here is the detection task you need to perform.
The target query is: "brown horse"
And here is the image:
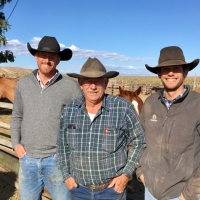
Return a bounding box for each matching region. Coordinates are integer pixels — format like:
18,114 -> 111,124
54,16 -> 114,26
117,86 -> 143,116
0,74 -> 19,103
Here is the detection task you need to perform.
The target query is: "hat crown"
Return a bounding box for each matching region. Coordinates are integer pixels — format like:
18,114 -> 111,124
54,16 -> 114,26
67,57 -> 119,78
159,46 -> 186,65
37,36 -> 60,52
80,58 -> 106,76
27,36 -> 72,61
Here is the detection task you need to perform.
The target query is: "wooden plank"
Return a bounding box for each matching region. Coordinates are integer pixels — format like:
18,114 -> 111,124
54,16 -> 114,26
0,102 -> 13,109
0,145 -> 16,157
0,138 -> 12,148
0,121 -> 10,129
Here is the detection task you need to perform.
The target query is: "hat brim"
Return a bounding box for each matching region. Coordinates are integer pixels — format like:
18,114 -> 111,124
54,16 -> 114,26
27,43 -> 72,61
145,59 -> 199,74
67,71 -> 119,79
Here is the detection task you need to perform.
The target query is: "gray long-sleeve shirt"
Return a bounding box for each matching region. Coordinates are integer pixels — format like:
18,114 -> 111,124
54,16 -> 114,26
10,70 -> 82,158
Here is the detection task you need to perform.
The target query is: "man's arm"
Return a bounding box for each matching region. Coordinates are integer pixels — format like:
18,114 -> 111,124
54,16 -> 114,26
109,103 -> 145,192
56,107 -> 78,189
123,103 -> 146,177
182,163 -> 200,199
181,123 -> 200,200
10,83 -> 26,158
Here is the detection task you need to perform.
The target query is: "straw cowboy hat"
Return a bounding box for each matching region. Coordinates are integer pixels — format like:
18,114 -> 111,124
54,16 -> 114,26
67,57 -> 119,78
27,36 -> 72,61
145,46 -> 199,74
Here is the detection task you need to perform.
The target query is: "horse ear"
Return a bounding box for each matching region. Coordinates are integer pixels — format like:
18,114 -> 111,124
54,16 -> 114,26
119,86 -> 122,94
135,86 -> 142,96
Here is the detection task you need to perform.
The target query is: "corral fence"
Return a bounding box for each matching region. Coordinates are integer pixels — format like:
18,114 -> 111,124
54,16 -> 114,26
0,102 -> 51,200
106,80 -> 194,96
107,80 -> 162,95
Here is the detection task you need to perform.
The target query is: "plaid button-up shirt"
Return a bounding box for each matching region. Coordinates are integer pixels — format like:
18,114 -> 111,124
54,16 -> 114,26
57,94 -> 145,186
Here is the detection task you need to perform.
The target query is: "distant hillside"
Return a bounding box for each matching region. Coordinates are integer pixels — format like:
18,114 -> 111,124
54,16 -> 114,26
0,66 -> 32,78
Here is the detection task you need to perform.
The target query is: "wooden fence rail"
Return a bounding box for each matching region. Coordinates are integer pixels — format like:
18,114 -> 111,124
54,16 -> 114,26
0,102 -> 51,200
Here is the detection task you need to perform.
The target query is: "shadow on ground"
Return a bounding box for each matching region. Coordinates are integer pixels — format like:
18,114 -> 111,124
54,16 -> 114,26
127,172 -> 144,200
0,171 -> 19,200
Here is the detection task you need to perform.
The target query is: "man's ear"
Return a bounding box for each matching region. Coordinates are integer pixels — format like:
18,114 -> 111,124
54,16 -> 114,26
158,72 -> 161,79
105,78 -> 109,87
57,55 -> 61,65
78,78 -> 83,89
183,67 -> 189,79
34,53 -> 39,62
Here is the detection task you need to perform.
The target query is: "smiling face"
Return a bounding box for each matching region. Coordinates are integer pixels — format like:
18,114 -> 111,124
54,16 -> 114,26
35,51 -> 60,78
78,78 -> 109,105
158,65 -> 188,93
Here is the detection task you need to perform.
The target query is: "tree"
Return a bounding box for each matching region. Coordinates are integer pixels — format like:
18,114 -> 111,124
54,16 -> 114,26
0,0 -> 14,63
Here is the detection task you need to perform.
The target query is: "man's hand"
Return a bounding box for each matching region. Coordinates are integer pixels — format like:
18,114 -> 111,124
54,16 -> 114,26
139,174 -> 145,185
14,144 -> 26,159
107,174 -> 129,193
179,193 -> 186,200
64,177 -> 78,190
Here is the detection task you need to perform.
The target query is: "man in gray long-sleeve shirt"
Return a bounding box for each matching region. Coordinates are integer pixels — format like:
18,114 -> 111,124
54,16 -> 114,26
10,36 -> 82,200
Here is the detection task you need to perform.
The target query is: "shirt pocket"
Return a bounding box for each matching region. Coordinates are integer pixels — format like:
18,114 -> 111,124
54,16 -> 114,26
102,128 -> 120,153
66,128 -> 76,149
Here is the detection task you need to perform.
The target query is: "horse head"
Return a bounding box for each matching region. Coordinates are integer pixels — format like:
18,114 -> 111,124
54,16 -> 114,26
117,86 -> 143,115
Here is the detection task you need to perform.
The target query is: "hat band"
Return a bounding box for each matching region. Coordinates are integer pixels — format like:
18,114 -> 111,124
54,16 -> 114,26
38,47 -> 60,52
80,71 -> 106,77
158,59 -> 187,67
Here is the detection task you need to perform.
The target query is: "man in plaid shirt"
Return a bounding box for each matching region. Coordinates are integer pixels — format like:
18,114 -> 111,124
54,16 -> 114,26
57,57 -> 145,200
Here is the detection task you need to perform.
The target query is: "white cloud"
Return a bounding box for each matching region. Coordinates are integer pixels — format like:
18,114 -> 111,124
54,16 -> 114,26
2,37 -> 152,62
70,46 -> 152,62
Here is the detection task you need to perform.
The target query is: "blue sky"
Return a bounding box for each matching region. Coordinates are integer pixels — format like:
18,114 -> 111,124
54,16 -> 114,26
1,0 -> 200,76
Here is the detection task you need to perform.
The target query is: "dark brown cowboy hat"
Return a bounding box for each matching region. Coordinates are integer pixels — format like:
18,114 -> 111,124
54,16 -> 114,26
145,46 -> 199,74
27,36 -> 72,61
67,57 -> 119,78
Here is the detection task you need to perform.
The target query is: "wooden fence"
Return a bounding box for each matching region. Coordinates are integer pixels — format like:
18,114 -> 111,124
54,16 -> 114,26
106,81 -> 163,95
106,81 -> 194,96
0,102 -> 51,200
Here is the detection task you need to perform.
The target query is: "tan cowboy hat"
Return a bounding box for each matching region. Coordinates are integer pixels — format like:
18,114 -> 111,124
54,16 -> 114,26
27,36 -> 72,61
67,57 -> 119,78
145,46 -> 199,74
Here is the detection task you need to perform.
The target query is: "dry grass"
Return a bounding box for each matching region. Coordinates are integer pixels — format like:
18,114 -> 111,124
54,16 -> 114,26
110,76 -> 199,86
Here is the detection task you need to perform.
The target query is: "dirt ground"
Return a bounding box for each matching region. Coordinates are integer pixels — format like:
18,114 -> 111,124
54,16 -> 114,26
0,178 -> 19,200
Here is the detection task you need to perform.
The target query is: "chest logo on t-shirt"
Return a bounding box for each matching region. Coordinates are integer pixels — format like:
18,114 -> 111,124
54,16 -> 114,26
150,114 -> 157,122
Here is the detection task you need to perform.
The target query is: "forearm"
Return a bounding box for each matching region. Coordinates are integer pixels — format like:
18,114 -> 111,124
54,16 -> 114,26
182,166 -> 200,200
123,134 -> 145,175
57,118 -> 71,180
10,87 -> 23,148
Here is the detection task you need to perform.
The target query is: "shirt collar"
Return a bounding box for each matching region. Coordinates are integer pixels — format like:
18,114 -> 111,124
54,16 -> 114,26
76,94 -> 109,112
36,71 -> 59,88
162,85 -> 187,109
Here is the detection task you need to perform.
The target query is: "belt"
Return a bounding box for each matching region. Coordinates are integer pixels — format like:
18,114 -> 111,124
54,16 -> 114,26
84,179 -> 114,191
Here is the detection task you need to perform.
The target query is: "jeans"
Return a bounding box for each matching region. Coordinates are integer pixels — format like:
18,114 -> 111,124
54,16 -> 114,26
145,186 -> 200,200
145,187 -> 181,200
19,154 -> 70,200
69,184 -> 126,200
